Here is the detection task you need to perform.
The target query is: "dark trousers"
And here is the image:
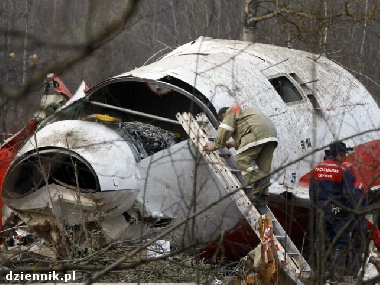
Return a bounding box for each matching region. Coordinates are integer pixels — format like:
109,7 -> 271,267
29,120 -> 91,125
314,206 -> 352,279
349,217 -> 368,277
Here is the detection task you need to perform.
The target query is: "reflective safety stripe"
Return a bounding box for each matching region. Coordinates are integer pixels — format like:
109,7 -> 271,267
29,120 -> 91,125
241,165 -> 259,176
319,162 -> 346,171
237,137 -> 278,154
232,104 -> 243,114
219,123 -> 234,132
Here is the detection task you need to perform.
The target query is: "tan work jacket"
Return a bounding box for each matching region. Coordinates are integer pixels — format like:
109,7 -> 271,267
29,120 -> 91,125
214,105 -> 278,154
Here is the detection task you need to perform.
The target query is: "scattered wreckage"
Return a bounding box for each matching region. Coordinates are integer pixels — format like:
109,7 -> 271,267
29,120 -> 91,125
1,37 -> 379,272
0,73 -> 75,244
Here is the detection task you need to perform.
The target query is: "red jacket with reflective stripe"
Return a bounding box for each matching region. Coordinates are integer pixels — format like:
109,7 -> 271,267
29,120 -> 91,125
309,157 -> 357,208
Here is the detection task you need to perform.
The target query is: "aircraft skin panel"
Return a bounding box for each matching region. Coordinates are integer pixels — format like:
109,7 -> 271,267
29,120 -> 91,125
160,37 -> 373,107
3,184 -> 139,226
136,140 -> 242,247
128,37 -> 377,113
162,36 -> 314,67
320,105 -> 379,139
60,81 -> 87,108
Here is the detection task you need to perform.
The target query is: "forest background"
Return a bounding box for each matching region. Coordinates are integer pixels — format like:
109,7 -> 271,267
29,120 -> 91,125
0,0 -> 379,135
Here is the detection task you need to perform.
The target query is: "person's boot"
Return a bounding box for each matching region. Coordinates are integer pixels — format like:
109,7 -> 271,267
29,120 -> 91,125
255,177 -> 271,195
251,193 -> 268,206
245,186 -> 268,206
250,178 -> 270,206
351,249 -> 363,281
329,249 -> 347,283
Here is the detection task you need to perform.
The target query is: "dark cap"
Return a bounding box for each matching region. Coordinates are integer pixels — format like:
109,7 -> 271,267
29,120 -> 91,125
217,107 -> 229,121
328,141 -> 353,154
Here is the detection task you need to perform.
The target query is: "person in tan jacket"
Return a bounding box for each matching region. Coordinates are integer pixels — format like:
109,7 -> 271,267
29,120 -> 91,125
203,104 -> 278,205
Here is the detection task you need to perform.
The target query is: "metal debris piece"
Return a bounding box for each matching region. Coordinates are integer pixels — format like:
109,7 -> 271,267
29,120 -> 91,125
118,122 -> 177,159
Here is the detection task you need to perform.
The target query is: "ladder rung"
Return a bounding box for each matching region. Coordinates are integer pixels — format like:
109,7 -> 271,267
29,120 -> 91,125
230,168 -> 240,173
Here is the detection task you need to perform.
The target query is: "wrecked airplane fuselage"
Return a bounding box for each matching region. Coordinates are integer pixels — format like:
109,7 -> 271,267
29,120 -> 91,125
2,37 -> 380,259
2,104 -> 242,253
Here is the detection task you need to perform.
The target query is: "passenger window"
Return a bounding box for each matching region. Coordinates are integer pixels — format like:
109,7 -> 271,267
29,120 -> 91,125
269,76 -> 303,103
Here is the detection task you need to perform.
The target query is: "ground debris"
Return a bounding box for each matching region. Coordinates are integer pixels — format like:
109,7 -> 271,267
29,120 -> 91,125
0,241 -> 222,283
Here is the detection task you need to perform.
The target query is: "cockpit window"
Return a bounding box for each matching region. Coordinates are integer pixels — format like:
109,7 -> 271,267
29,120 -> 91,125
269,76 -> 304,103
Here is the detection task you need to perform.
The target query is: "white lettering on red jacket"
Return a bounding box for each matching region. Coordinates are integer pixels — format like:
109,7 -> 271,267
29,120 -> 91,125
313,163 -> 344,182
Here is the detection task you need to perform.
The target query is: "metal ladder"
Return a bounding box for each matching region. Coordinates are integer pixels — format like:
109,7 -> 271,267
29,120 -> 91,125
176,112 -> 311,285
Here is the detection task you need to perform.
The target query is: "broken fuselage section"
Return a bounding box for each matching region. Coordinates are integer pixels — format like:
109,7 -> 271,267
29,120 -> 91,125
2,37 -> 379,259
2,76 -> 240,252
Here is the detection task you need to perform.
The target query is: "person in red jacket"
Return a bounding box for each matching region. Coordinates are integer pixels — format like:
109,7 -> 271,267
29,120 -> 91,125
309,141 -> 357,283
